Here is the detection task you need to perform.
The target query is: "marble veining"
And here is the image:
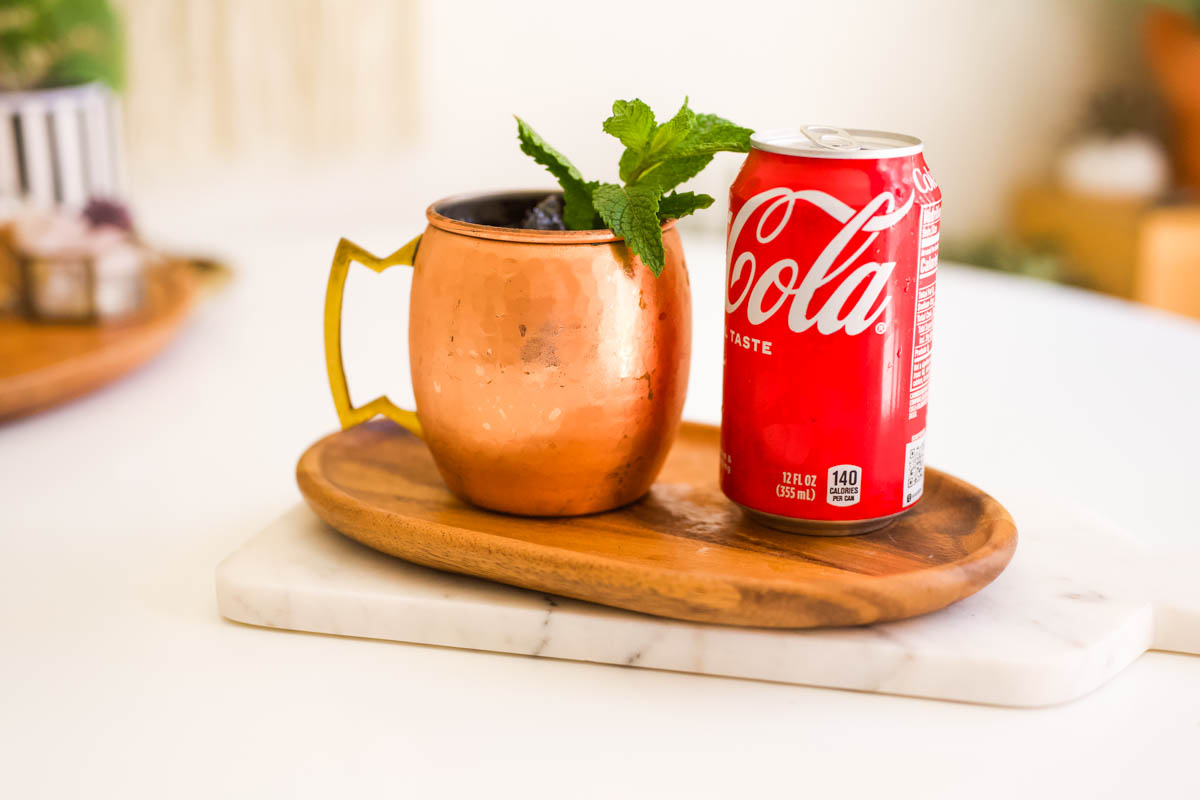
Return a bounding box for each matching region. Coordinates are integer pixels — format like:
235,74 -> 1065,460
216,495 -> 1197,708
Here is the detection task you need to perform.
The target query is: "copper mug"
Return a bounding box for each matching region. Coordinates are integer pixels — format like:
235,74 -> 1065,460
324,190 -> 692,516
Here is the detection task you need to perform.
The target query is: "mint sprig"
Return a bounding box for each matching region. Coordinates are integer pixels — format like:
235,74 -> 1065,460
516,98 -> 751,275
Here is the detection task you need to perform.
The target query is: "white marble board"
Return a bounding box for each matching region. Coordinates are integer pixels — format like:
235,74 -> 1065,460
216,496 -> 1199,708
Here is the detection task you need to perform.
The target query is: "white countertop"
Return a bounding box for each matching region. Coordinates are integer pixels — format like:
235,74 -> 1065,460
2,201 -> 1198,798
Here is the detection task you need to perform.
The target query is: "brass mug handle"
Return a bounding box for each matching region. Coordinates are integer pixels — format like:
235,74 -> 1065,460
323,236 -> 423,437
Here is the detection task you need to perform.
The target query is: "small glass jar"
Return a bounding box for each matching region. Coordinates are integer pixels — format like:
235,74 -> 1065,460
6,211 -> 150,323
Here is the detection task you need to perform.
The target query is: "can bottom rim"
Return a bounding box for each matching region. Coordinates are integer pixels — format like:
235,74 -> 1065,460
737,504 -> 909,536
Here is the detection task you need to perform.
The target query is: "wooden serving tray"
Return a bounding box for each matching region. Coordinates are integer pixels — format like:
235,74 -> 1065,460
297,420 -> 1017,628
0,261 -> 197,421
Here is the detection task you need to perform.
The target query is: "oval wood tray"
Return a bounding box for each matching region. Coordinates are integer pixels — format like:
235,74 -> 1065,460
0,261 -> 198,421
297,420 -> 1017,628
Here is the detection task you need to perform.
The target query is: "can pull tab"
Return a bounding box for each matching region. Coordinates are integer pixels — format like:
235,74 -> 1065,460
801,125 -> 862,152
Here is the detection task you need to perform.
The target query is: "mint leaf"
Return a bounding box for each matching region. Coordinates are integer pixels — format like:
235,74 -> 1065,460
632,153 -> 713,195
592,183 -> 666,275
515,116 -> 586,187
665,113 -> 752,158
618,149 -> 643,184
647,98 -> 694,156
602,99 -> 656,152
564,182 -> 602,230
615,97 -> 696,184
515,116 -> 599,229
658,191 -> 714,221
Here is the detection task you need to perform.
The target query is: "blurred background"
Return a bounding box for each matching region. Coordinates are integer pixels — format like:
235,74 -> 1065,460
1,0 -> 1198,388
118,0 -> 1133,234
0,0 -> 1197,311
112,0 -> 1199,319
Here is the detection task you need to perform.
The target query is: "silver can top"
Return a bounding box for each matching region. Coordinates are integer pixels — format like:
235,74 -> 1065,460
751,126 -> 923,160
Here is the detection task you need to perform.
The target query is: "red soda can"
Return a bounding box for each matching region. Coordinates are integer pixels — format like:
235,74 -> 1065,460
721,126 -> 941,534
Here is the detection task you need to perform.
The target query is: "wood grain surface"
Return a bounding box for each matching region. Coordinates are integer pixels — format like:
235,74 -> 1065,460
0,263 -> 197,421
297,420 -> 1018,628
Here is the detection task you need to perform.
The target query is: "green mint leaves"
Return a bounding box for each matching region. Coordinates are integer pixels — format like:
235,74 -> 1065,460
657,191 -> 715,220
516,98 -> 751,276
603,99 -> 656,155
592,184 -> 664,273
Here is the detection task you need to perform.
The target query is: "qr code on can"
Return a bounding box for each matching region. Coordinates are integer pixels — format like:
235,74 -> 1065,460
903,432 -> 926,506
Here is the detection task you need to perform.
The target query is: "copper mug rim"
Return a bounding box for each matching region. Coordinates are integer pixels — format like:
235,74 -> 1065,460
425,189 -> 679,245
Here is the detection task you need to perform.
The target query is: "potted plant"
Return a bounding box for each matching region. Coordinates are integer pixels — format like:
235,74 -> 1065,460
1143,0 -> 1200,191
0,0 -> 125,210
323,98 -> 751,515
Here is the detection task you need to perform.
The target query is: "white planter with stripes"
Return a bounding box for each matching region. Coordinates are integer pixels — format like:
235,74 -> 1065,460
0,83 -> 125,211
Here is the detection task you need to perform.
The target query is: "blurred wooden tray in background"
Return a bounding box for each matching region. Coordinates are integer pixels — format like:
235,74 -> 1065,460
0,260 -> 200,421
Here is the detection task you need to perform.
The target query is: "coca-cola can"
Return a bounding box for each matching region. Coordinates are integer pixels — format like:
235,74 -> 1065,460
721,126 -> 942,535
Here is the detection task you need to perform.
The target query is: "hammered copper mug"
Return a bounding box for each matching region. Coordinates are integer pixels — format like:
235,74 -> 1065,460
324,190 -> 692,516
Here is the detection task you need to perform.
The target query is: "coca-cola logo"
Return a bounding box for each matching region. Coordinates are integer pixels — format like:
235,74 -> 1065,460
912,166 -> 938,193
726,188 -> 914,335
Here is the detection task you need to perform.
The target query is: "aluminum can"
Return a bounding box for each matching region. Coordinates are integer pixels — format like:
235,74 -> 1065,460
721,126 -> 942,534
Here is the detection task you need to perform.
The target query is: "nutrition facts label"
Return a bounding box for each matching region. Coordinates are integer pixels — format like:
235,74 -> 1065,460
908,200 -> 940,419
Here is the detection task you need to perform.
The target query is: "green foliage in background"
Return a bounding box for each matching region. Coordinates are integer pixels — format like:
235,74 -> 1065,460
1136,0 -> 1200,21
516,98 -> 752,275
942,238 -> 1080,286
0,0 -> 124,92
